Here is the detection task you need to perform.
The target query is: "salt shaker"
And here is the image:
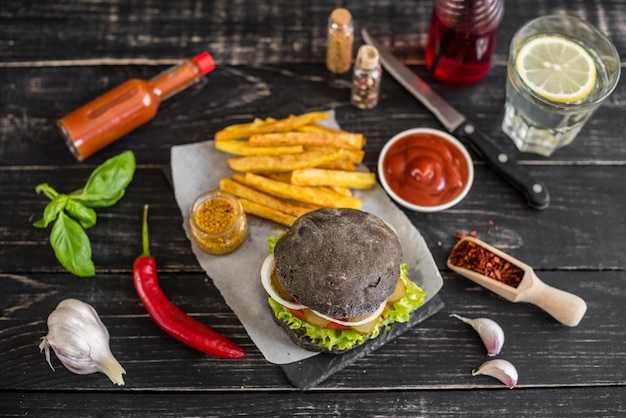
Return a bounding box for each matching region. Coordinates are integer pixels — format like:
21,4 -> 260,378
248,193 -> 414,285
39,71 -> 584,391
351,45 -> 382,109
326,8 -> 354,74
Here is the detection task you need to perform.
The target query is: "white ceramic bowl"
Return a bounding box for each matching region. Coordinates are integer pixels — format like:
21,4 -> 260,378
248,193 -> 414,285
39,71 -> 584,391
377,128 -> 474,212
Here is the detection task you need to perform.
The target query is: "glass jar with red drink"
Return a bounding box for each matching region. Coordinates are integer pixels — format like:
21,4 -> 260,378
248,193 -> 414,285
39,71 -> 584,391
425,0 -> 504,86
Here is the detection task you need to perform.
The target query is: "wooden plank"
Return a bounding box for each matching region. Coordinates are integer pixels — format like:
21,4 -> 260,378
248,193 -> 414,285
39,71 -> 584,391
2,0 -> 626,65
2,164 -> 626,272
2,0 -> 625,411
1,386 -> 624,417
1,63 -> 626,166
1,272 -> 623,390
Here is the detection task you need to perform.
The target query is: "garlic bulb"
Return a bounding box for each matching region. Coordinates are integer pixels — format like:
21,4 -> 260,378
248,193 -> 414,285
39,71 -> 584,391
472,359 -> 518,388
450,314 -> 504,356
39,298 -> 126,386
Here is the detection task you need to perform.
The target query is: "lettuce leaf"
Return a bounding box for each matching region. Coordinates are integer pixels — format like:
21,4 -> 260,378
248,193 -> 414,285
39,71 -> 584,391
268,263 -> 427,352
268,298 -> 373,351
382,264 -> 427,328
267,234 -> 284,254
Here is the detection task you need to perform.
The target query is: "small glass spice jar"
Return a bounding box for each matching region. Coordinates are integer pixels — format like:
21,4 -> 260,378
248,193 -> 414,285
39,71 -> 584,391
351,45 -> 382,109
326,8 -> 354,74
189,190 -> 247,255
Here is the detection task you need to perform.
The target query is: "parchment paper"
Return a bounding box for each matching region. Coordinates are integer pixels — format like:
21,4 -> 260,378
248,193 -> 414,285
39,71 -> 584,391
170,112 -> 443,365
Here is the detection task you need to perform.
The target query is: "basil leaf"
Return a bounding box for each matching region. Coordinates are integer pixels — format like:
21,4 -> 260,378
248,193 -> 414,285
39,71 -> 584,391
33,194 -> 68,228
50,212 -> 95,277
71,188 -> 127,209
65,199 -> 97,229
35,183 -> 59,200
71,151 -> 136,207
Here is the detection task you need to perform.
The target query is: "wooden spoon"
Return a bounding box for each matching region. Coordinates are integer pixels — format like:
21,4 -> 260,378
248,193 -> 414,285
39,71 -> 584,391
447,236 -> 587,327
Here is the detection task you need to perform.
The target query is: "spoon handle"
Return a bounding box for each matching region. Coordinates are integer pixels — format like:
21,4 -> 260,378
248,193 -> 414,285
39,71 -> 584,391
518,274 -> 587,326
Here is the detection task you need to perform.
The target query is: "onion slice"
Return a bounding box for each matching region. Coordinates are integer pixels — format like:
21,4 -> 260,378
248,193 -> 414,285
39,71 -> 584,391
261,254 -> 306,311
260,254 -> 386,327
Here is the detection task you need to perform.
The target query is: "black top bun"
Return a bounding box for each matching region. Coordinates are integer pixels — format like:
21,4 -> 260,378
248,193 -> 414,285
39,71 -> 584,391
273,208 -> 402,319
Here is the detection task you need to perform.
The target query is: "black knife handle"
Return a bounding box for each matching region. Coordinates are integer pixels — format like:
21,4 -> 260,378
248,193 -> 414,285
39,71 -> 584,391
453,121 -> 550,210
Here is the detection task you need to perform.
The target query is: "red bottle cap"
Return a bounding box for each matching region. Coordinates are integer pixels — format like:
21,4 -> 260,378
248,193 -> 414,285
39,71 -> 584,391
193,51 -> 216,75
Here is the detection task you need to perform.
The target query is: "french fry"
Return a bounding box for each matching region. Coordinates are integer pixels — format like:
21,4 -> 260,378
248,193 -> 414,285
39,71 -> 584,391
214,117 -> 271,141
284,199 -> 322,210
239,198 -> 297,227
215,111 -> 330,141
227,150 -> 343,173
220,117 -> 266,131
264,172 -> 293,183
244,173 -> 362,209
232,173 -> 324,211
320,186 -> 352,197
249,131 -> 364,150
219,177 -> 312,217
304,146 -> 364,164
215,140 -> 303,156
317,156 -> 356,172
297,123 -> 346,134
213,112 -> 374,226
291,168 -> 376,190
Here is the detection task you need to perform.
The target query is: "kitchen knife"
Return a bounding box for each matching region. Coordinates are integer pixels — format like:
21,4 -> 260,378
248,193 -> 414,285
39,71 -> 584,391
362,29 -> 550,210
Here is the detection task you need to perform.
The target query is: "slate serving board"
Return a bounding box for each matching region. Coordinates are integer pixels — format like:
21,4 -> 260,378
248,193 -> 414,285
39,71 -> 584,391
280,294 -> 444,390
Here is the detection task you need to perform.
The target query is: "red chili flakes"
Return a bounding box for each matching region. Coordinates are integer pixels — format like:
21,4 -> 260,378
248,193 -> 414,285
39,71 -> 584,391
453,230 -> 477,241
448,240 -> 524,288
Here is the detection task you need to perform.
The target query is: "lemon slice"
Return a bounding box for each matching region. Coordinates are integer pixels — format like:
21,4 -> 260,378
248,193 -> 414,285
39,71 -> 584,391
515,35 -> 597,103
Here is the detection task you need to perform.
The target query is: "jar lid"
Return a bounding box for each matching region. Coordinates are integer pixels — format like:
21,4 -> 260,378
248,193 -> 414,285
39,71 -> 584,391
330,8 -> 352,26
193,51 -> 216,75
357,45 -> 380,70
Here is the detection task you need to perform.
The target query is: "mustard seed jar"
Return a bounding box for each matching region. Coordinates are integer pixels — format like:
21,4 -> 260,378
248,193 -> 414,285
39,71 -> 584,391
189,190 -> 247,255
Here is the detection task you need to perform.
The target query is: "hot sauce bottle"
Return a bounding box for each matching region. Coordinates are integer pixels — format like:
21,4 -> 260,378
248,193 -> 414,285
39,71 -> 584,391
57,52 -> 216,161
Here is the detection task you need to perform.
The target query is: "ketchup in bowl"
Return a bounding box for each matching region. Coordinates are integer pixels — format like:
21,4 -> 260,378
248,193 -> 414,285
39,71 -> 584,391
378,128 -> 473,212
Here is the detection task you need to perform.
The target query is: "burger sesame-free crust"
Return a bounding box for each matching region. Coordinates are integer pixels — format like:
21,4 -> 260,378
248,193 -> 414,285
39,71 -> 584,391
273,208 -> 402,318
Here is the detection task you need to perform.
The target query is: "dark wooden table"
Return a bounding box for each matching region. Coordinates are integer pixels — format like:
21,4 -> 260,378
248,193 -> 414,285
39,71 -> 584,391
2,0 -> 625,416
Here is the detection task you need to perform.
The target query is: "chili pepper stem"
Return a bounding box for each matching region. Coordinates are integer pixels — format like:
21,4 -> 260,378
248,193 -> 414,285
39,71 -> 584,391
142,204 -> 151,257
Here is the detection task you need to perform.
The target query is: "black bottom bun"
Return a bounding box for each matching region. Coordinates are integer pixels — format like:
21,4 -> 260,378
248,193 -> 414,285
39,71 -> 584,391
271,314 -> 368,355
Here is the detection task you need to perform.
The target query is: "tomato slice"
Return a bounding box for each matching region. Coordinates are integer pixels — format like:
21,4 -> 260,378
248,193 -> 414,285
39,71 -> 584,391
325,322 -> 351,331
287,307 -> 307,321
286,307 -> 351,330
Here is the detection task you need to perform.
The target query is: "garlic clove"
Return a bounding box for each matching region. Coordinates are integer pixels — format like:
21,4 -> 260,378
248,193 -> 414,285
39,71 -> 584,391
40,298 -> 126,386
450,314 -> 504,356
472,359 -> 518,389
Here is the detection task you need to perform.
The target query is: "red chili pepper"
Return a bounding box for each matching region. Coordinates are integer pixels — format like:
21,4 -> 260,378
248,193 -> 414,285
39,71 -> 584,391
133,205 -> 246,359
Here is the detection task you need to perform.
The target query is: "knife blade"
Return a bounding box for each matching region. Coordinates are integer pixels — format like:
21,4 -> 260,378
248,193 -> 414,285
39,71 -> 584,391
362,29 -> 550,210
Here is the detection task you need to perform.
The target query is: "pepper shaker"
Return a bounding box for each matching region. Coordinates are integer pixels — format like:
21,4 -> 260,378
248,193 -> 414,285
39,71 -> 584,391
326,8 -> 354,74
351,45 -> 382,109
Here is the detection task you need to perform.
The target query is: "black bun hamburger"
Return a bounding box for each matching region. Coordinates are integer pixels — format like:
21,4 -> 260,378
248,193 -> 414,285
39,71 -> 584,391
261,208 -> 426,354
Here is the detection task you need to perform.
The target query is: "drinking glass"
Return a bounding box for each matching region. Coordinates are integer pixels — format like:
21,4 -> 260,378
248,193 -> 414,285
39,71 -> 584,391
502,15 -> 620,157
